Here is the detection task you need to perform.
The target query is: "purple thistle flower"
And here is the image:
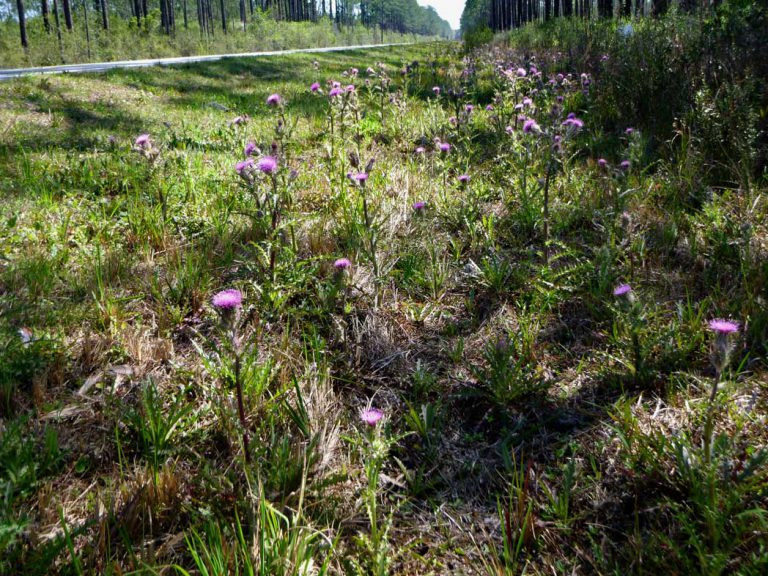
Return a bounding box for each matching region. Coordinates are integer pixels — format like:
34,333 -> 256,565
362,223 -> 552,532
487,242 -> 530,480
523,119 -> 540,134
432,86 -> 441,95
334,257 -> 351,269
266,93 -> 281,106
625,127 -> 634,135
360,407 -> 384,426
516,67 -> 527,77
486,104 -> 494,111
212,289 -> 242,309
244,141 -> 257,157
439,142 -> 451,153
415,146 -> 426,154
613,284 -> 632,297
310,82 -> 321,92
620,160 -> 631,171
708,319 -> 739,334
465,104 -> 474,113
329,87 -> 342,98
598,158 -> 608,168
135,134 -> 151,148
458,174 -> 470,184
353,172 -> 368,183
413,201 -> 426,211
257,156 -> 278,174
346,85 -> 355,92
236,158 -> 254,175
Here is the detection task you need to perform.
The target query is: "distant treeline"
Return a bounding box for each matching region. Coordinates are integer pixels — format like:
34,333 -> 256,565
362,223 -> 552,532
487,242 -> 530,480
461,0 -> 725,33
7,0 -> 453,52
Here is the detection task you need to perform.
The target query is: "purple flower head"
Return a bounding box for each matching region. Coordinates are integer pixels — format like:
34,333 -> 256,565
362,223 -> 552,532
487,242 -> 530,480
530,66 -> 539,75
465,104 -> 474,113
439,142 -> 451,153
334,257 -> 351,270
516,67 -> 527,77
600,54 -> 609,62
613,284 -> 632,297
458,174 -> 470,184
135,134 -> 151,148
523,97 -> 533,107
567,112 -> 576,120
505,125 -> 514,134
360,407 -> 384,426
329,87 -> 343,98
556,73 -> 564,82
346,85 -> 356,93
708,319 -> 739,335
625,127 -> 634,135
235,158 -> 254,175
266,93 -> 282,106
310,82 -> 321,92
257,156 -> 278,174
486,104 -> 494,111
415,146 -> 426,154
432,86 -> 440,95
232,115 -> 249,126
212,288 -> 242,309
350,68 -> 359,76
514,103 -> 524,111
367,67 -> 376,75
413,201 -> 426,211
562,116 -> 584,130
244,141 -> 257,157
523,119 -> 540,134
557,95 -> 564,103
598,158 -> 608,168
620,160 -> 631,171
331,80 -> 341,89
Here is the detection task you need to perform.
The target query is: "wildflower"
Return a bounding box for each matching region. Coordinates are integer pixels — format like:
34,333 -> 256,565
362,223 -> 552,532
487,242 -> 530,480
135,134 -> 151,149
415,146 -> 426,154
620,160 -> 631,171
334,258 -> 351,271
232,115 -> 249,126
439,142 -> 451,153
562,115 -> 584,129
505,126 -> 514,134
235,158 -> 254,175
625,127 -> 634,135
329,87 -> 342,98
413,201 -> 426,211
266,93 -> 281,106
360,407 -> 384,426
600,54 -> 609,62
522,119 -> 540,134
353,172 -> 368,184
310,82 -> 321,92
465,104 -> 474,113
346,85 -> 356,92
432,86 -> 441,96
708,318 -> 739,382
708,319 -> 739,335
257,156 -> 278,174
458,174 -> 470,184
516,67 -> 527,77
598,158 -> 608,168
350,68 -> 359,76
367,67 -> 375,75
523,97 -> 533,107
244,142 -> 257,157
486,104 -> 494,111
613,284 -> 632,297
212,288 -> 242,309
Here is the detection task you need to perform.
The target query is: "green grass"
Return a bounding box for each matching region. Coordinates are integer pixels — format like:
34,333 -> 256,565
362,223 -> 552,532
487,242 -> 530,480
1,10 -> 767,574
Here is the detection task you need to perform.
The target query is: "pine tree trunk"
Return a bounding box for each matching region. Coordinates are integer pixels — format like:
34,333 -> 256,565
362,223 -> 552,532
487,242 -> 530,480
16,0 -> 28,48
100,0 -> 108,29
62,0 -> 73,30
41,0 -> 51,33
220,0 -> 227,32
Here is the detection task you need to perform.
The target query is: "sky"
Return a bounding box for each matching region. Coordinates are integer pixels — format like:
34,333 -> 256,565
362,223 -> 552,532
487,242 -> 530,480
417,0 -> 464,30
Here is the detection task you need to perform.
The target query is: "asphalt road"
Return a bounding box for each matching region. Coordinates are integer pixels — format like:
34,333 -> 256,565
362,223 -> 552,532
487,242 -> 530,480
0,42 -> 414,80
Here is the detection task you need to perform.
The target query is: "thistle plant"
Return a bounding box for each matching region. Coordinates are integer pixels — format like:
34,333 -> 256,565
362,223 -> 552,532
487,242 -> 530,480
351,406 -> 400,576
210,288 -> 251,466
612,283 -> 645,384
702,319 -> 740,467
133,133 -> 168,223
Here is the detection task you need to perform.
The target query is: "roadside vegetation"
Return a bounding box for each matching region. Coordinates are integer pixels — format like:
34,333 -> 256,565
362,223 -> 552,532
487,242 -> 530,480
1,4 -> 767,574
